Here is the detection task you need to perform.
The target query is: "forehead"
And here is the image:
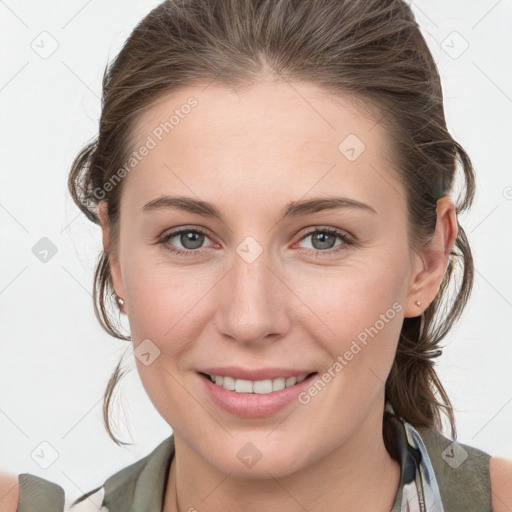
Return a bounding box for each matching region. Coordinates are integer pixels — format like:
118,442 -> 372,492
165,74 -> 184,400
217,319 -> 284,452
124,80 -> 404,218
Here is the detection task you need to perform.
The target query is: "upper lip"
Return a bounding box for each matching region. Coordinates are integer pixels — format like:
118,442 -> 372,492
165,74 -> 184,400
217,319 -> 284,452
198,366 -> 316,381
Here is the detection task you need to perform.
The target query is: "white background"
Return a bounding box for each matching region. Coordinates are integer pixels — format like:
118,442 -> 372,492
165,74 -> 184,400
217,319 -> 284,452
0,0 -> 511,502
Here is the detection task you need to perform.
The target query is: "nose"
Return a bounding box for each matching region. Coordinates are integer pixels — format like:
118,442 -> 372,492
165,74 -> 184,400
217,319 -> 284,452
214,243 -> 291,346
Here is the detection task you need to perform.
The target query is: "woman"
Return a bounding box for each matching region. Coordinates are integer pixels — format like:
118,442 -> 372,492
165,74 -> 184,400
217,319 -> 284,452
7,0 -> 512,510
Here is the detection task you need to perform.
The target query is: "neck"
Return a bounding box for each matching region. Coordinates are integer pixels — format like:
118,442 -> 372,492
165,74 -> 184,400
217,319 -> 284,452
164,407 -> 400,512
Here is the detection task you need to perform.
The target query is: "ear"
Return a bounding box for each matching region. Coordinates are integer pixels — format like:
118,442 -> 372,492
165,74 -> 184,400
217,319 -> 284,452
403,195 -> 458,318
97,201 -> 126,306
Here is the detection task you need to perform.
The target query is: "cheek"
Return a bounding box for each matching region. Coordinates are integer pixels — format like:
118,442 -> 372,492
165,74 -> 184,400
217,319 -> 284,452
121,252 -> 216,349
291,258 -> 408,374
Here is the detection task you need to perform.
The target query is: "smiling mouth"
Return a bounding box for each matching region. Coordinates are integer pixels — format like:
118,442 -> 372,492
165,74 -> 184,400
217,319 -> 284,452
199,372 -> 318,394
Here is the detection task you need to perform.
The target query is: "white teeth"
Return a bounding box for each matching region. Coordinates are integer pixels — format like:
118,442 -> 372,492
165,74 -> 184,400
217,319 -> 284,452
285,376 -> 297,387
253,379 -> 273,394
222,376 -> 235,391
235,379 -> 253,393
272,377 -> 286,391
208,373 -> 310,394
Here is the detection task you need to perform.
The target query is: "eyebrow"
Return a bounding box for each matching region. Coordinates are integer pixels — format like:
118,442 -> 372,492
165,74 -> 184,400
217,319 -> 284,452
143,195 -> 377,220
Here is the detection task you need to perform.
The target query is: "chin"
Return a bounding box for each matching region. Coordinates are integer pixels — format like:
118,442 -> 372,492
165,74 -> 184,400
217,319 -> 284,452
199,435 -> 311,480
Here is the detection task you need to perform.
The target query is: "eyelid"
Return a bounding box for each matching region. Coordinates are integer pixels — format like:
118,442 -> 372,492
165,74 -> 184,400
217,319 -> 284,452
158,224 -> 352,241
293,226 -> 353,255
157,225 -> 215,246
296,225 -> 352,241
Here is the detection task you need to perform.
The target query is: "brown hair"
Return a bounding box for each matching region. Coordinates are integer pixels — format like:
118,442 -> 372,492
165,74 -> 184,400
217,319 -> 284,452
68,0 -> 474,446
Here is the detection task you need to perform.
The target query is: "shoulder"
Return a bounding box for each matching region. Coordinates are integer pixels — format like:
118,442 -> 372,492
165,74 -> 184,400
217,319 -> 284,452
418,426 -> 512,511
0,472 -> 19,512
490,456 -> 512,512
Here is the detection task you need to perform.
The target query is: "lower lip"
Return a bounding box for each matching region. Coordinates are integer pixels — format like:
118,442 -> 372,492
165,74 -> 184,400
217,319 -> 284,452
199,372 -> 317,418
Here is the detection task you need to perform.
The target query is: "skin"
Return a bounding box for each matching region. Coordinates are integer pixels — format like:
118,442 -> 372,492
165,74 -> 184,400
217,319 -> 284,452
0,473 -> 18,512
91,79 -> 511,511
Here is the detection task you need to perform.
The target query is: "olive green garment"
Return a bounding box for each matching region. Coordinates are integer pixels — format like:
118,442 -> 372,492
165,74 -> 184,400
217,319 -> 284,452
389,427 -> 492,512
17,428 -> 491,511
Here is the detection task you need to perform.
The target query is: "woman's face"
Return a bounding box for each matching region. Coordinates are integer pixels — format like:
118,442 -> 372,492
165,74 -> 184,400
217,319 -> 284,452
105,80 -> 428,477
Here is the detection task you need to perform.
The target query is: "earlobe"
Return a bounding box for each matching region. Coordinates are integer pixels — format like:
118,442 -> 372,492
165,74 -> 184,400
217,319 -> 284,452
403,196 -> 458,318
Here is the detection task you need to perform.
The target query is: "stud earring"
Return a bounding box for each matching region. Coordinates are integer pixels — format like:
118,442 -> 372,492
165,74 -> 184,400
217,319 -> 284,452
116,296 -> 125,310
415,300 -> 421,307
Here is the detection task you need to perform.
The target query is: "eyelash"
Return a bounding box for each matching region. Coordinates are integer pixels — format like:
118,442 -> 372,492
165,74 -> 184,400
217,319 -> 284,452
157,226 -> 353,258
